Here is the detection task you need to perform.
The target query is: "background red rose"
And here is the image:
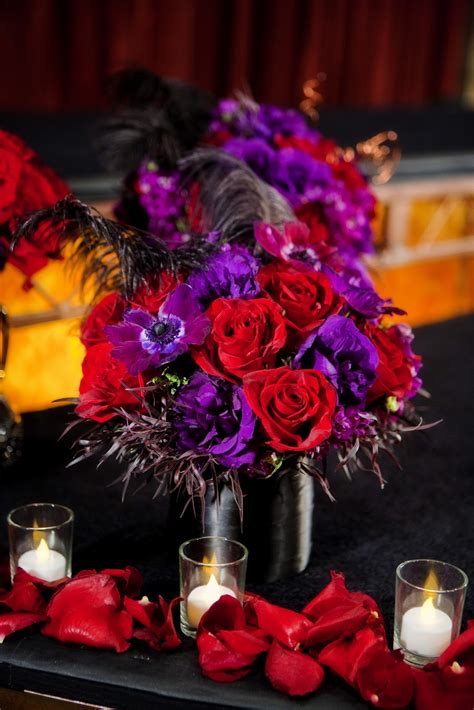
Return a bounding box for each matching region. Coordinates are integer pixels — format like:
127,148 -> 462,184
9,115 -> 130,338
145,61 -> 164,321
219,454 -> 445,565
76,343 -> 143,422
192,297 -> 287,382
365,324 -> 418,403
243,366 -> 336,452
0,129 -> 69,279
81,293 -> 126,349
258,262 -> 341,343
130,271 -> 179,314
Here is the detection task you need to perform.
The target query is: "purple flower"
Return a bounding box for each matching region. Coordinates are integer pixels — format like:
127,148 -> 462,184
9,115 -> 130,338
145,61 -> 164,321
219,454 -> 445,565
187,243 -> 260,308
270,148 -> 332,206
331,406 -> 377,442
174,372 -> 256,468
322,263 -> 406,319
105,285 -> 210,374
210,99 -> 316,142
136,164 -> 190,249
223,137 -> 275,179
295,315 -> 378,405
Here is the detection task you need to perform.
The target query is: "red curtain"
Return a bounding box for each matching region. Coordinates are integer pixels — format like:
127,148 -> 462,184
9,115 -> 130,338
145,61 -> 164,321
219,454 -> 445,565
0,0 -> 469,111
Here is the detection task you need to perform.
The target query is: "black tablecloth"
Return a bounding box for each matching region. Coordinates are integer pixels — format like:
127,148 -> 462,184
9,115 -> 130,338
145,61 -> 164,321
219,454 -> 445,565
0,315 -> 473,708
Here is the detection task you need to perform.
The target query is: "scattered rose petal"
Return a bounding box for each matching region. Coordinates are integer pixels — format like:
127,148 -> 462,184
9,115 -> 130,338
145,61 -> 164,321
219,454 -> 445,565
42,573 -> 133,652
101,566 -> 143,598
125,595 -> 181,651
319,626 -> 387,687
265,640 -> 325,696
0,579 -> 46,614
357,648 -> 415,708
248,597 -> 312,649
0,612 -> 47,642
197,595 -> 270,682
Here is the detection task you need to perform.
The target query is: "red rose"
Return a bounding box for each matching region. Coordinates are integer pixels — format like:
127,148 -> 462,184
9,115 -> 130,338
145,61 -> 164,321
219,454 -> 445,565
80,293 -> 126,349
130,271 -> 179,314
365,324 -> 419,403
192,297 -> 287,382
76,343 -> 143,422
243,367 -> 336,452
0,129 -> 69,279
257,262 -> 341,343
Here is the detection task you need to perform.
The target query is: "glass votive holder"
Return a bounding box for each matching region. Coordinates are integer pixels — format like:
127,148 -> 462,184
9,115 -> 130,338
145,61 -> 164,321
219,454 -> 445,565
179,536 -> 248,638
8,503 -> 74,582
394,559 -> 468,667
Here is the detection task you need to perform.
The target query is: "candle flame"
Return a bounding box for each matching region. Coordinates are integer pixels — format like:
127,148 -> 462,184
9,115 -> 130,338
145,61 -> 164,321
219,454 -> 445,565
202,553 -> 219,581
32,518 -> 44,547
36,538 -> 50,563
424,568 -> 439,601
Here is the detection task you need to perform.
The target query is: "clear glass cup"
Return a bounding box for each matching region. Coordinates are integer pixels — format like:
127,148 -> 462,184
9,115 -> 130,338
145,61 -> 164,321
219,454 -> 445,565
8,503 -> 74,582
179,536 -> 248,638
394,559 -> 468,666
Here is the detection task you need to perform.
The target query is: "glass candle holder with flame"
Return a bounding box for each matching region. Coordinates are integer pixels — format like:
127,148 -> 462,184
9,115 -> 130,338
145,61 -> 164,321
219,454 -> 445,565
8,503 -> 74,582
179,536 -> 248,638
394,559 -> 468,666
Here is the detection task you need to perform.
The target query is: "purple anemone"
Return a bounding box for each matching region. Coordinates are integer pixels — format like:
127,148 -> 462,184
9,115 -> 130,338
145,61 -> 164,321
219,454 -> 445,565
105,284 -> 210,375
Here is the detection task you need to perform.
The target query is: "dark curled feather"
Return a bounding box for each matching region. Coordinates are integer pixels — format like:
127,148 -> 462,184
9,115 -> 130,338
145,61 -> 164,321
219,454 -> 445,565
97,68 -> 215,172
12,196 -> 175,298
179,148 -> 294,240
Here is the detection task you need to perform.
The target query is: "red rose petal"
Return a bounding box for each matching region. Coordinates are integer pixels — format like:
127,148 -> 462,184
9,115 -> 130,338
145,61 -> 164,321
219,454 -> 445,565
357,649 -> 415,708
413,663 -> 474,710
125,595 -> 181,652
200,594 -> 246,633
436,620 -> 474,669
0,580 -> 46,614
305,602 -> 372,646
249,597 -> 312,649
265,640 -> 325,696
42,573 -> 133,653
101,566 -> 143,598
198,630 -> 255,682
0,612 -> 47,642
319,626 -> 387,687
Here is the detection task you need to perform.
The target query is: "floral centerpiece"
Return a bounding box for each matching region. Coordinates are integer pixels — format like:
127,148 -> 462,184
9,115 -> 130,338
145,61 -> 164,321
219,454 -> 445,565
14,72 -> 430,578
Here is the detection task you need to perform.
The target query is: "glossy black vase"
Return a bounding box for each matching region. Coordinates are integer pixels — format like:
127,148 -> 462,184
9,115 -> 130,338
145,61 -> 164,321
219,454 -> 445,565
167,470 -> 314,582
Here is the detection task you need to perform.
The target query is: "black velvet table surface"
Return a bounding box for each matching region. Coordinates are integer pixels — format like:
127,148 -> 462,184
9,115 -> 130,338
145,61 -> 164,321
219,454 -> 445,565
0,315 -> 473,709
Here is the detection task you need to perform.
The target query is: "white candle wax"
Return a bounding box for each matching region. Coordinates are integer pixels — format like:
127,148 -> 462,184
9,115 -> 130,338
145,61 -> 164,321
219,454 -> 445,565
400,597 -> 452,657
18,539 -> 67,582
187,573 -> 237,628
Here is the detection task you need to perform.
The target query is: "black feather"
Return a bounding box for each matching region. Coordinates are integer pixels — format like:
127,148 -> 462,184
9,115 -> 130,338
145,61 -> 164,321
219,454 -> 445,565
97,68 -> 215,173
179,149 -> 294,240
12,196 -> 176,299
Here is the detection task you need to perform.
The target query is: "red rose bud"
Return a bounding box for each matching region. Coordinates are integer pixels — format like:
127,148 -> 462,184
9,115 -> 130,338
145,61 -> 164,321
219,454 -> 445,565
265,640 -> 325,696
192,297 -> 287,382
76,343 -> 143,423
197,595 -> 269,683
0,612 -> 47,643
243,367 -> 336,452
365,323 -> 421,403
42,573 -> 133,652
357,648 -> 415,708
257,262 -> 341,344
125,595 -> 181,652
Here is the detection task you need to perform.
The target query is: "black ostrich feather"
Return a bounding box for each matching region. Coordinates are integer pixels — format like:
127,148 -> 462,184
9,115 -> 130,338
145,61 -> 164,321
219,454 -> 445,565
97,68 -> 215,173
12,196 -> 176,298
179,149 -> 294,240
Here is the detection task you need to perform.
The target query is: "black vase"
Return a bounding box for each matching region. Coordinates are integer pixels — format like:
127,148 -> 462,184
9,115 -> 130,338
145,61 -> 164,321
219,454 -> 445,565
167,470 -> 314,582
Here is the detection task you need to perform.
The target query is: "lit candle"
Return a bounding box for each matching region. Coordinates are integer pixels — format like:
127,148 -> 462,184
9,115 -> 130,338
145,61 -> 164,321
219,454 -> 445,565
17,538 -> 67,582
187,573 -> 237,629
400,596 -> 453,658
